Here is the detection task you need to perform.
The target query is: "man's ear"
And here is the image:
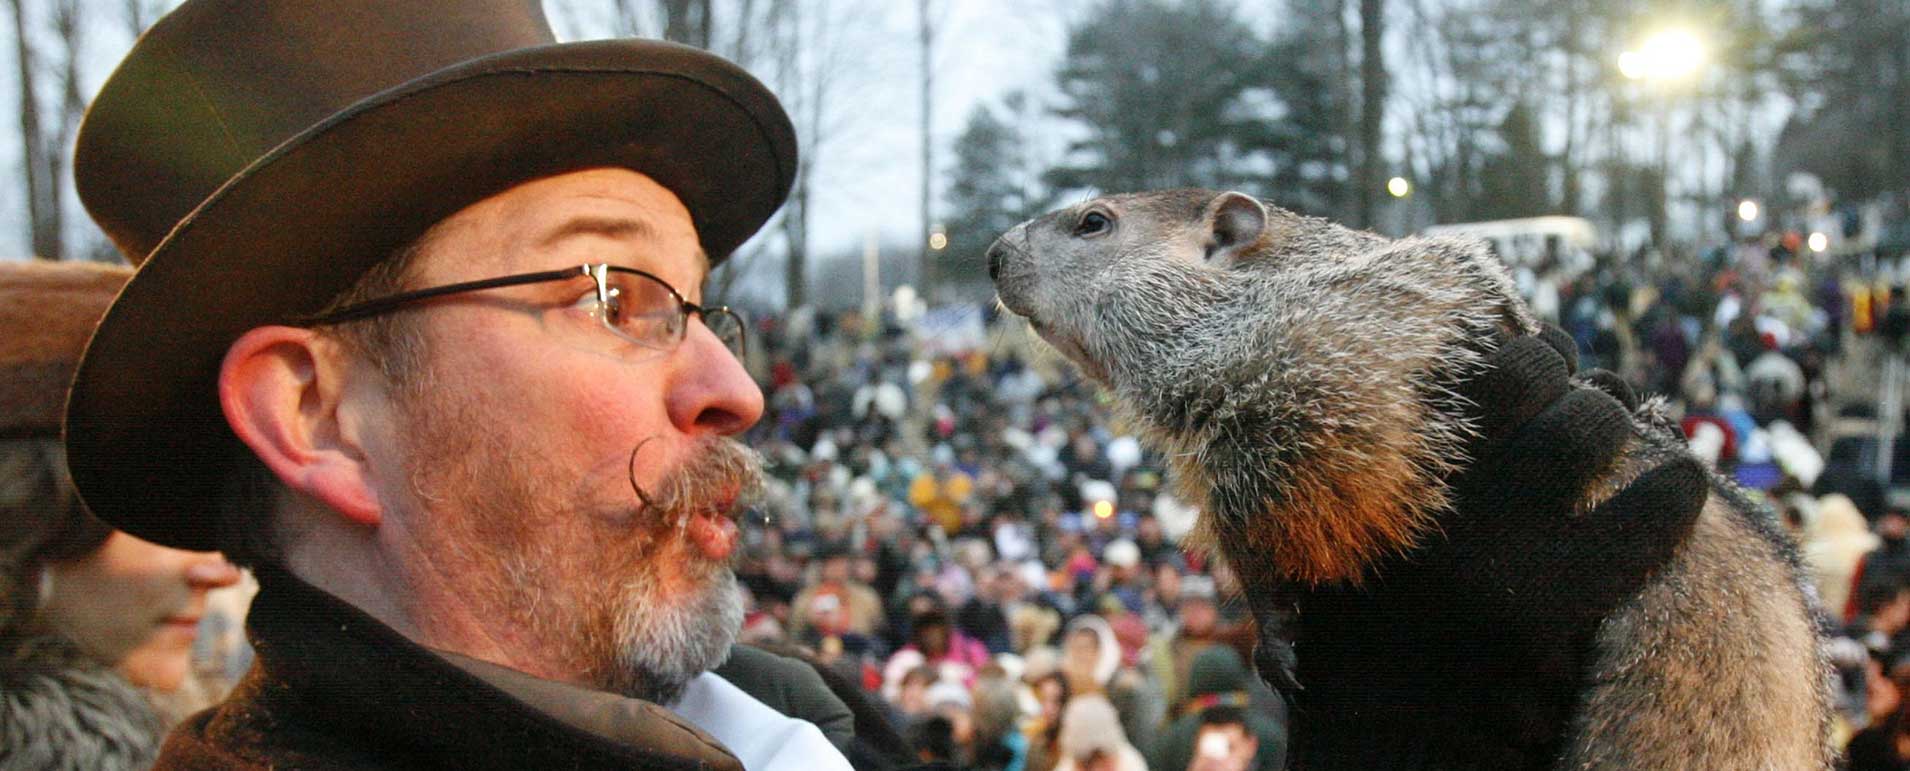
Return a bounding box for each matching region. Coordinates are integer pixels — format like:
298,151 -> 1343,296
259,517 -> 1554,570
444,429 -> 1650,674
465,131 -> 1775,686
219,326 -> 382,526
1202,191 -> 1270,265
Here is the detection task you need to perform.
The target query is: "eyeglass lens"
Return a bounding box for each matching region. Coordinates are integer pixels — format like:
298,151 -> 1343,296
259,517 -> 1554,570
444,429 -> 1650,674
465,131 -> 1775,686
601,270 -> 744,356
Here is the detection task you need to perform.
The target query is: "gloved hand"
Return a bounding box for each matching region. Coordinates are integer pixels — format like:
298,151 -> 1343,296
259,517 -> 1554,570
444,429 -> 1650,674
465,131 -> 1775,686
1439,324 -> 1708,634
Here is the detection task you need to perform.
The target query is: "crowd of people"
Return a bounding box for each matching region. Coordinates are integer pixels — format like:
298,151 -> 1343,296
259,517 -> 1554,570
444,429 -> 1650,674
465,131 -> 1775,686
10,231 -> 1907,769
722,304 -> 1286,770
689,234 -> 1909,769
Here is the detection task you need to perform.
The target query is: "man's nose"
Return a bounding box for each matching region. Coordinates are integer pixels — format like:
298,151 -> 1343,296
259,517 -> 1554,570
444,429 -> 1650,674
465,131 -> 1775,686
668,320 -> 764,436
186,554 -> 242,589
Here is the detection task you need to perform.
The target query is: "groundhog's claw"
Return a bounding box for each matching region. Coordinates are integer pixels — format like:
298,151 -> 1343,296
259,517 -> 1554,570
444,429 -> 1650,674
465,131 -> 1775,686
1250,591 -> 1304,695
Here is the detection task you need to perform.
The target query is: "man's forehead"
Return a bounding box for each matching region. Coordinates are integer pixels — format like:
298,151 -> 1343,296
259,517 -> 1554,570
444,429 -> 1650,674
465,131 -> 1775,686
415,168 -> 709,280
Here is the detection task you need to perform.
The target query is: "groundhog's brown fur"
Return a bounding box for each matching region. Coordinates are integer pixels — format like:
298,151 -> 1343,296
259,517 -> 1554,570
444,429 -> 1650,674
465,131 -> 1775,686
988,189 -> 1831,769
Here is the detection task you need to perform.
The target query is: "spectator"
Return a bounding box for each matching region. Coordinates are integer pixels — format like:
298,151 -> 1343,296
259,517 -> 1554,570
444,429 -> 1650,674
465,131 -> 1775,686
1061,614 -> 1160,753
1881,286 -> 1910,353
1052,694 -> 1147,771
1806,495 -> 1881,622
790,542 -> 885,640
1148,574 -> 1226,713
1099,540 -> 1146,614
1855,509 -> 1910,622
1854,584 -> 1910,661
1846,658 -> 1910,770
1,262 -> 245,770
960,565 -> 1018,654
1149,647 -> 1288,771
885,606 -> 990,691
972,670 -> 1031,771
912,461 -> 976,536
1023,669 -> 1072,771
1186,706 -> 1266,771
888,665 -> 937,723
1744,336 -> 1807,425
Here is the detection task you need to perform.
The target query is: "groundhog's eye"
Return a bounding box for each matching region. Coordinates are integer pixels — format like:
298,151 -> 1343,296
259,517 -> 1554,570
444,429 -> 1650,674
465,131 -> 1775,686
1073,210 -> 1113,238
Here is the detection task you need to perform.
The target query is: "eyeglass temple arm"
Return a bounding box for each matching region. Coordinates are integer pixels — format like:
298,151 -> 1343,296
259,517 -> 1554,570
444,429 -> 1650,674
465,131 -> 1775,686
294,267 -> 589,326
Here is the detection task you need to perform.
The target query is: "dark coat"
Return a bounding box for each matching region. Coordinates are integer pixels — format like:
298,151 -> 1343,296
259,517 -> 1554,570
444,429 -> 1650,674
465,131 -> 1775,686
155,567 -> 748,770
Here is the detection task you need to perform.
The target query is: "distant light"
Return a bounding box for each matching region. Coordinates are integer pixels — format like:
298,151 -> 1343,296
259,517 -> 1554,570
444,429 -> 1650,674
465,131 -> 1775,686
1092,500 -> 1114,520
1807,232 -> 1829,253
1387,177 -> 1411,198
928,232 -> 948,251
1737,199 -> 1759,222
1617,51 -> 1645,80
1620,28 -> 1706,82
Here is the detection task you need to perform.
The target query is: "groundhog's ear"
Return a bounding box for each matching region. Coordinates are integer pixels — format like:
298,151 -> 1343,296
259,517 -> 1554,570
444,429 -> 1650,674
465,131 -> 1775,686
1203,191 -> 1269,264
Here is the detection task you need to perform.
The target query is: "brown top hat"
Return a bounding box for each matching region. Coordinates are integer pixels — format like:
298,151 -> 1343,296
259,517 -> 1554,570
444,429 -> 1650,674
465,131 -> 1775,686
0,261 -> 132,439
65,0 -> 796,550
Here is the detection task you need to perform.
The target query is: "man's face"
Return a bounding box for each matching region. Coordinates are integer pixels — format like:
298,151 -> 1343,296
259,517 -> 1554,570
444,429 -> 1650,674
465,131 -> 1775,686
364,168 -> 764,703
820,554 -> 852,584
1189,723 -> 1259,771
1180,598 -> 1218,636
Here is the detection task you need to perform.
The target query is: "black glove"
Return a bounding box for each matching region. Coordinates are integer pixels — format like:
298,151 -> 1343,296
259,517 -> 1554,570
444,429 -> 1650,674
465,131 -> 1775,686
1439,325 -> 1708,634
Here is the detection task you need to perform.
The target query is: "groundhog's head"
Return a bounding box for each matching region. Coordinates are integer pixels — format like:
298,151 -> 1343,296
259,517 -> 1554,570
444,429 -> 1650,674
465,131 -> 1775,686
989,189 -> 1536,585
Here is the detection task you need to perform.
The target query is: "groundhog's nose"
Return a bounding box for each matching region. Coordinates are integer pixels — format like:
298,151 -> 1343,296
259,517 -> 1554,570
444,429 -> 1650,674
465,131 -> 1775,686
987,239 -> 1008,282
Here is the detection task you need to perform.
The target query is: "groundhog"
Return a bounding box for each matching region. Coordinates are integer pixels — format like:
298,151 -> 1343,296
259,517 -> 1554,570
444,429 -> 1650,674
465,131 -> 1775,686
987,189 -> 1831,770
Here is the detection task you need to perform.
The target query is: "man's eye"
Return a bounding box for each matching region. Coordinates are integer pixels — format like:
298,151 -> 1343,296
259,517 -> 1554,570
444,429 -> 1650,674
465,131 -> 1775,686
575,288 -> 623,324
1073,210 -> 1112,237
602,288 -> 626,324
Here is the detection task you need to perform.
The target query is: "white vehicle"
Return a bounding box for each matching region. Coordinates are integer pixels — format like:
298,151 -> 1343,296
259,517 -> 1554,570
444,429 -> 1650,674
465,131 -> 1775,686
1421,216 -> 1599,271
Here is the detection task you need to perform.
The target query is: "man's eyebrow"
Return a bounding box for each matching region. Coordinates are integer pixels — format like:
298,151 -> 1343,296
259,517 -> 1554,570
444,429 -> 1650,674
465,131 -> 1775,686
536,216 -> 655,248
536,214 -> 714,293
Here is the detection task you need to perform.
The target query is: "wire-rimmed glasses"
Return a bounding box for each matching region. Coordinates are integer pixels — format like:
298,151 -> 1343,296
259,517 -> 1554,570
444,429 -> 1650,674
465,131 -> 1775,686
296,263 -> 746,358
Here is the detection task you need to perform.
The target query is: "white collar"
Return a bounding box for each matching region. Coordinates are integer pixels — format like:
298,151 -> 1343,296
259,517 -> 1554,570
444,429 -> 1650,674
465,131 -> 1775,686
670,671 -> 854,771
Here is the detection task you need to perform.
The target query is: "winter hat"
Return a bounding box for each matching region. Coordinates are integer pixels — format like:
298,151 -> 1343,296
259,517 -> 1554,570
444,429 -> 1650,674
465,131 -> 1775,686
1057,694 -> 1133,761
1185,645 -> 1250,698
1064,614 -> 1120,686
926,680 -> 971,712
1179,575 -> 1218,606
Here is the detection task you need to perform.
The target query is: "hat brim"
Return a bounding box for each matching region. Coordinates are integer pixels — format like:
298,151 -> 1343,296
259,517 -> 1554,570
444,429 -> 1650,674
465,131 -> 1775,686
66,39 -> 795,550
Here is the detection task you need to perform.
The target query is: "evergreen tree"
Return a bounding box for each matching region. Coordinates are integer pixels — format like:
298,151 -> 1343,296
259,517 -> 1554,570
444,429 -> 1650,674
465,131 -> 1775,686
1044,0 -> 1282,194
1477,103 -> 1554,219
942,102 -> 1039,290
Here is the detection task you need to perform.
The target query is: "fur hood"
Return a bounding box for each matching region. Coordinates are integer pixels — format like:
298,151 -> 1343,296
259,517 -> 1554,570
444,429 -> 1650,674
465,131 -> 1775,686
1,634 -> 164,770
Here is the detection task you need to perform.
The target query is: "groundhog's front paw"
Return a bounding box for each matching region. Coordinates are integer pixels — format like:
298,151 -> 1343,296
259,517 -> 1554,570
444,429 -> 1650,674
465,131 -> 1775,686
1253,631 -> 1301,695
1250,598 -> 1303,694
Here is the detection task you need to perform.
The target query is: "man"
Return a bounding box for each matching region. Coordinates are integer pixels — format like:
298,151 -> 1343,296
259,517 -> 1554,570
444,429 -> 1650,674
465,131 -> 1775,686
789,541 -> 885,640
1183,707 -> 1265,771
63,1 -> 867,768
1148,648 -> 1286,771
1147,575 -> 1223,713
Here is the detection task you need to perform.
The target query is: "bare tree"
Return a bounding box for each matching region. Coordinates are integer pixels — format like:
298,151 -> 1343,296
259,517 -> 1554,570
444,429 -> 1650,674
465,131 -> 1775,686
547,0 -> 887,310
10,0 -> 53,259
123,0 -> 164,37
916,0 -> 939,300
1352,0 -> 1385,229
10,0 -> 87,261
703,0 -> 883,310
657,0 -> 713,47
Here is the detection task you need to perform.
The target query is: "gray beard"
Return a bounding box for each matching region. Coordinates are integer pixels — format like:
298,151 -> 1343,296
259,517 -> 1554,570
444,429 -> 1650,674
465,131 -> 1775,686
607,565 -> 744,705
